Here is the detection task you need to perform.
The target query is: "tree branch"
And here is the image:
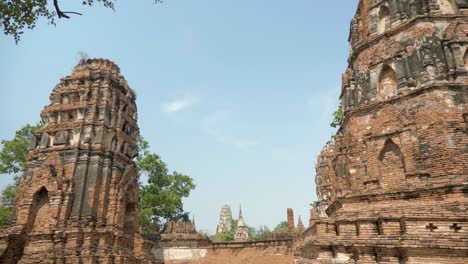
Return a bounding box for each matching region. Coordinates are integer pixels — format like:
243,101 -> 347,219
53,0 -> 82,19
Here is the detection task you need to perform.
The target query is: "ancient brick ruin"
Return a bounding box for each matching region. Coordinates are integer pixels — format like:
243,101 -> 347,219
297,0 -> 467,263
0,0 -> 467,263
0,59 -> 141,263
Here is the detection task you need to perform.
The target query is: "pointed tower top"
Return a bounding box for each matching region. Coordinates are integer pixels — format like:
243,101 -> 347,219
237,205 -> 246,227
192,214 -> 196,228
297,215 -> 305,234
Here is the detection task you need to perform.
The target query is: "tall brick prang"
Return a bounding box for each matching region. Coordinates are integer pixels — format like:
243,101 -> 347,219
0,59 -> 140,263
297,1 -> 468,263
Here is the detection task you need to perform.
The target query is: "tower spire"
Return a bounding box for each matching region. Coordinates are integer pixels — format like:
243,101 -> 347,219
298,215 -> 305,234
237,204 -> 245,227
234,204 -> 249,241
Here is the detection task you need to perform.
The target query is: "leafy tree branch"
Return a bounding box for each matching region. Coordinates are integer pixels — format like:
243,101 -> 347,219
1,0 -> 162,43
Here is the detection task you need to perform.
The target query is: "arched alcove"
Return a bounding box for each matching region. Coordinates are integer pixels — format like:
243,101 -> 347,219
31,188 -> 51,231
123,202 -> 137,235
378,6 -> 390,34
378,65 -> 397,99
437,0 -> 457,14
378,139 -> 406,188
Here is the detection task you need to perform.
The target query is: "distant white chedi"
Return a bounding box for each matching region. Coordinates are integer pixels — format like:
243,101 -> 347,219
216,204 -> 233,234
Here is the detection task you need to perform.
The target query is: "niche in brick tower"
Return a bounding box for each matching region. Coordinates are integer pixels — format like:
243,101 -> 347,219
378,139 -> 406,188
437,0 -> 457,14
123,203 -> 138,235
30,187 -> 51,231
378,5 -> 390,34
379,65 -> 397,99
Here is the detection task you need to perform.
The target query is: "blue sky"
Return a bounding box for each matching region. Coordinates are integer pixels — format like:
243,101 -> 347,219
0,0 -> 357,234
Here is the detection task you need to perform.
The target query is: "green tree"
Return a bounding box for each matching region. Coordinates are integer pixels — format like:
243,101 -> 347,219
252,225 -> 271,241
0,123 -> 42,226
212,220 -> 274,242
137,136 -> 196,233
272,221 -> 289,233
212,219 -> 238,242
0,0 -> 162,43
330,101 -> 343,128
0,123 -> 42,174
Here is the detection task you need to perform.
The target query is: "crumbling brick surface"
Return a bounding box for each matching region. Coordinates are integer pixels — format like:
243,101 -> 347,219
298,1 -> 468,263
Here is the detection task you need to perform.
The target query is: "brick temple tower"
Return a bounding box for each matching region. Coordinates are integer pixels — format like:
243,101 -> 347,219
298,0 -> 467,263
0,59 -> 140,263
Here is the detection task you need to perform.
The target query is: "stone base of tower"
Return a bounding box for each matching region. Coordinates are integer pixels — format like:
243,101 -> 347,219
295,247 -> 468,264
0,227 -> 140,264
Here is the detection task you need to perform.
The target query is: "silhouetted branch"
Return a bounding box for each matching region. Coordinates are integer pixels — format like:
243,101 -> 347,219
53,0 -> 82,19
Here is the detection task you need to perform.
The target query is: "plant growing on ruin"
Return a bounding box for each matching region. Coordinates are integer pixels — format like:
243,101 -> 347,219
0,0 -> 162,43
330,101 -> 343,128
310,201 -> 319,207
137,136 -> 196,233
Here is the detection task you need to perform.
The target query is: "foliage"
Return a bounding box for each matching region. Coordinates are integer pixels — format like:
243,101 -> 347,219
0,123 -> 42,227
310,201 -> 319,207
213,220 -> 291,242
137,136 -> 196,233
0,123 -> 42,174
212,219 -> 238,242
330,101 -> 343,128
0,206 -> 9,226
0,0 -> 162,43
253,225 -> 271,241
1,181 -> 19,208
273,221 -> 289,233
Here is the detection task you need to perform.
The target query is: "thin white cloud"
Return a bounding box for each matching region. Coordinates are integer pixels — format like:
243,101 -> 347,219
307,90 -> 340,120
233,139 -> 259,149
162,93 -> 197,113
203,110 -> 259,150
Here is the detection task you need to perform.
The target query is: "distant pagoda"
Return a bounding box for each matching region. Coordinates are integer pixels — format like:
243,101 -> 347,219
216,204 -> 232,234
233,206 -> 249,242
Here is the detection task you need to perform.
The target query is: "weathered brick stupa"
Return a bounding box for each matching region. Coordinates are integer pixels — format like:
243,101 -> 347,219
297,0 -> 467,263
0,59 -> 141,263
